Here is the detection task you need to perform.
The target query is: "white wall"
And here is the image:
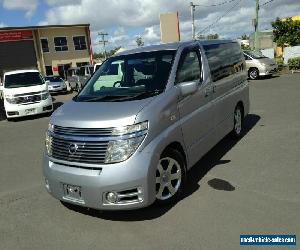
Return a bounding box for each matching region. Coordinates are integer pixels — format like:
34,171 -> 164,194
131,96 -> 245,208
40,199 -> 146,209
261,48 -> 274,59
284,46 -> 300,64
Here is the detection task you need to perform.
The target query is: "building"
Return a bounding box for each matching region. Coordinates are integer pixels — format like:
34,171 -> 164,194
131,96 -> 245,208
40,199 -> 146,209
0,24 -> 93,78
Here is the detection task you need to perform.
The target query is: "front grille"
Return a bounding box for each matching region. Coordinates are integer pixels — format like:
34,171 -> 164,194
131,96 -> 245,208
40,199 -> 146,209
53,125 -> 113,137
51,136 -> 109,164
16,94 -> 41,104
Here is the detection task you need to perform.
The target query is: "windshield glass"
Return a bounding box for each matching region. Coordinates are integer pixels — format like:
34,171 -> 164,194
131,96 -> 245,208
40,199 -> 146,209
4,72 -> 44,88
76,50 -> 176,102
45,76 -> 63,82
244,50 -> 267,59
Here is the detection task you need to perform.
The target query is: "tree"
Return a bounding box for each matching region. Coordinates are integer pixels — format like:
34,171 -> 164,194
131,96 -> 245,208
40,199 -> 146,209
93,46 -> 121,59
136,36 -> 144,47
240,34 -> 250,40
206,33 -> 219,40
272,17 -> 300,46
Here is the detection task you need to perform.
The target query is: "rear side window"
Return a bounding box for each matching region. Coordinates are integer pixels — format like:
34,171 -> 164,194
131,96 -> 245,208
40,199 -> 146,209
176,50 -> 201,83
203,42 -> 244,82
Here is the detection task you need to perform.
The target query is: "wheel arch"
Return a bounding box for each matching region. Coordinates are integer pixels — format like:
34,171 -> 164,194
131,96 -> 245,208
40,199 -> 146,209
161,141 -> 187,171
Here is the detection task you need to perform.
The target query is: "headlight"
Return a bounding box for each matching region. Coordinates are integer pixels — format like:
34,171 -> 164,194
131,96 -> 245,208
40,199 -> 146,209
105,121 -> 148,163
45,132 -> 52,156
41,91 -> 50,100
5,95 -> 17,104
111,121 -> 148,135
105,136 -> 145,163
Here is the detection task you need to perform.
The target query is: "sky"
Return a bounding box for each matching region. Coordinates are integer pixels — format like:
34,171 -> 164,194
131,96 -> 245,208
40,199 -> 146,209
0,0 -> 300,52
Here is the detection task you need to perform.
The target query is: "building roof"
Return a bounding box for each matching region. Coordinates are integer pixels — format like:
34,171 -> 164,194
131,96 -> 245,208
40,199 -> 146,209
0,24 -> 90,31
114,39 -> 235,56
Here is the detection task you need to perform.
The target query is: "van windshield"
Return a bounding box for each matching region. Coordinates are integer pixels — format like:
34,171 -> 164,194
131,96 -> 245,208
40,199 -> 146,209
4,72 -> 44,88
45,76 -> 63,82
75,50 -> 176,102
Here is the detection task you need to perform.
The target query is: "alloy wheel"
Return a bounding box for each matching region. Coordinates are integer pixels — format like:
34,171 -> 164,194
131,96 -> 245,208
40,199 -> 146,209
156,157 -> 182,201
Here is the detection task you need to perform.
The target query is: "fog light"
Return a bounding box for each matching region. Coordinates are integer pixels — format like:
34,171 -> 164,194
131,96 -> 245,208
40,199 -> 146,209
106,192 -> 118,203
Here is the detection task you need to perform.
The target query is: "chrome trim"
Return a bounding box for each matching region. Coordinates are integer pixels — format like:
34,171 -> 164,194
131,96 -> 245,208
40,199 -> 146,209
49,129 -> 148,141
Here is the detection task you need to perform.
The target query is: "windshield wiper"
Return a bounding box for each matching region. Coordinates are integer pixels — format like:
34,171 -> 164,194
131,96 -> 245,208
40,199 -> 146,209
112,90 -> 163,101
80,95 -> 129,102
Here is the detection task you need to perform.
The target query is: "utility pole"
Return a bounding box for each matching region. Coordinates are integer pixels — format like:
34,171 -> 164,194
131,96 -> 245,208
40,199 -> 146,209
254,0 -> 259,51
190,2 -> 196,40
98,32 -> 108,59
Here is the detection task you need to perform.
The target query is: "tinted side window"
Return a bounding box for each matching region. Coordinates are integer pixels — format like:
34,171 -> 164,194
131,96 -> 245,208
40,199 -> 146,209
203,42 -> 244,82
176,50 -> 201,83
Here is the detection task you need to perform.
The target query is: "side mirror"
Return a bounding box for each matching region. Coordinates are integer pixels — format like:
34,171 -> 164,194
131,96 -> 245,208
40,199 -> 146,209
178,81 -> 198,97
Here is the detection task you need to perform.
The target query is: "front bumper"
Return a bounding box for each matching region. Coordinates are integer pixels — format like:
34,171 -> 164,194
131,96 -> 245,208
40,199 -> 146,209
43,147 -> 158,210
5,97 -> 53,118
49,85 -> 67,93
259,65 -> 278,76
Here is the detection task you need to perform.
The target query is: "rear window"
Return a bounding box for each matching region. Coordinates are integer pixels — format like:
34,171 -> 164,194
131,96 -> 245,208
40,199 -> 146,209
203,42 -> 244,82
5,72 -> 44,88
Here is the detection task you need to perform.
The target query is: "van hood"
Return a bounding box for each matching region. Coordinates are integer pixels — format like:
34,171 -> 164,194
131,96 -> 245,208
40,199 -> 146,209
4,84 -> 47,96
255,57 -> 276,66
51,97 -> 154,128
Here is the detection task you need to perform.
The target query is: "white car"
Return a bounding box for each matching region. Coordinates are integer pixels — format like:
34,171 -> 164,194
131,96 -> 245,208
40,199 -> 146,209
0,70 -> 53,119
45,76 -> 67,93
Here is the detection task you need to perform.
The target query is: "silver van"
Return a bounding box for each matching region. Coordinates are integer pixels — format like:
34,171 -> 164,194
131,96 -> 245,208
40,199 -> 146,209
43,40 -> 249,210
243,50 -> 278,80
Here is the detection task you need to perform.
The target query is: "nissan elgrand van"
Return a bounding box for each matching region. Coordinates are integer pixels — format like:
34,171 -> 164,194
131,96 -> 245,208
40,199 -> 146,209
43,40 -> 249,210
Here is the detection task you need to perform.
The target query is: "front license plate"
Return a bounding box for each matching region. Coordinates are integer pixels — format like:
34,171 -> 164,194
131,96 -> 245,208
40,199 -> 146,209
25,108 -> 35,115
63,184 -> 82,200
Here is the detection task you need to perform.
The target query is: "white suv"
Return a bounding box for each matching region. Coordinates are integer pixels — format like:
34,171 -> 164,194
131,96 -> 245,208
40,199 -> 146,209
0,70 -> 53,119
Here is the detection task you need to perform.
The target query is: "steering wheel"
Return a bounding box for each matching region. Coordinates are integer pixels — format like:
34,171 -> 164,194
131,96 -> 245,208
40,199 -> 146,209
113,81 -> 123,87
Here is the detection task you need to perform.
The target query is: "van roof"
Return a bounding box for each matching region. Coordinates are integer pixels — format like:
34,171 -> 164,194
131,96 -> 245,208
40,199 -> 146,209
4,69 -> 39,76
113,39 -> 236,57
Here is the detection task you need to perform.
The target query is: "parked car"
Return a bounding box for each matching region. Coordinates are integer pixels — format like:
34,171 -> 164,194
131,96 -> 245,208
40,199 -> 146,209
243,50 -> 278,80
45,76 -> 67,94
67,65 -> 93,91
43,40 -> 249,210
0,69 -> 53,120
66,67 -> 80,91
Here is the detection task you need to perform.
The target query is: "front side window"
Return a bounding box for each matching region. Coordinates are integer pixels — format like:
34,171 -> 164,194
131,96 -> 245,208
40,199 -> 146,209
4,72 -> 44,88
176,50 -> 201,83
54,37 -> 68,51
75,50 -> 176,102
73,36 -> 87,50
41,38 -> 49,53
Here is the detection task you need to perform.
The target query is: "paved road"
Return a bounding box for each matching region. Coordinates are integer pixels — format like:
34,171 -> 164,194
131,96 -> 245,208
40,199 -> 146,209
0,75 -> 299,250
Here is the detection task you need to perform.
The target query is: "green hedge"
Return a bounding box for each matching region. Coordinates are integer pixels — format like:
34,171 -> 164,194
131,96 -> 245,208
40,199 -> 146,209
288,57 -> 300,70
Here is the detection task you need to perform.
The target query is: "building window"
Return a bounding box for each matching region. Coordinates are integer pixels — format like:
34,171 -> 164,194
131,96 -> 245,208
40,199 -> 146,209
73,36 -> 87,50
45,66 -> 53,76
76,62 -> 88,67
41,38 -> 49,53
54,37 -> 68,51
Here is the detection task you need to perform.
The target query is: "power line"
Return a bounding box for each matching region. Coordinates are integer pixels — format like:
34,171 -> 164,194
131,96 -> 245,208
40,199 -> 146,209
197,0 -> 243,35
261,0 -> 276,7
193,0 -> 237,7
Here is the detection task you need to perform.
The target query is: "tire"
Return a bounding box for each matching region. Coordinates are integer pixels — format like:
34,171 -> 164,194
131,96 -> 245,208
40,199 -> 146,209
231,105 -> 244,139
249,68 -> 259,80
155,148 -> 186,205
